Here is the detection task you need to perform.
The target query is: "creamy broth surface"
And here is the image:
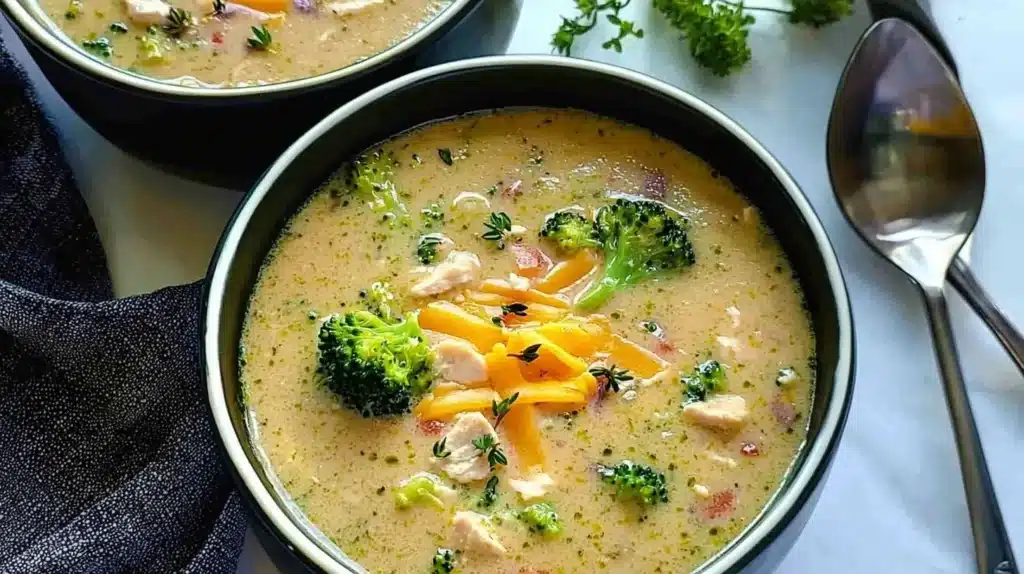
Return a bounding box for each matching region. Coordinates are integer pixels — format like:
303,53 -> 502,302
241,110 -> 815,573
42,0 -> 449,85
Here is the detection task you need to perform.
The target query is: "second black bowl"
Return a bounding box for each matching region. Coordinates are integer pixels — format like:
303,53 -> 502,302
0,0 -> 520,188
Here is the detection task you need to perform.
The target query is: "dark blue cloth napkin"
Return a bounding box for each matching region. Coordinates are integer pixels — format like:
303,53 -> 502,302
0,35 -> 246,573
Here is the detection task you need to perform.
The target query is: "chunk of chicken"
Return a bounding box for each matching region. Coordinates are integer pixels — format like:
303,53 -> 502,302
124,0 -> 171,25
433,412 -> 497,483
411,251 -> 480,297
451,511 -> 506,556
508,473 -> 554,502
327,0 -> 383,16
435,339 -> 488,385
682,394 -> 749,431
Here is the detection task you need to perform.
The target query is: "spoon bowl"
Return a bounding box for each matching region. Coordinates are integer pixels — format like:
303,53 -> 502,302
828,17 -> 983,287
828,18 -> 1017,574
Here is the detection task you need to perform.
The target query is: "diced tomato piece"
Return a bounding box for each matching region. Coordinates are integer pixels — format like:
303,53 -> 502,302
740,442 -> 760,457
771,395 -> 797,427
211,31 -> 224,44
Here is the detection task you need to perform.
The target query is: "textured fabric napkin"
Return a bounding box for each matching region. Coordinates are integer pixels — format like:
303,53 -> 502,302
0,36 -> 246,572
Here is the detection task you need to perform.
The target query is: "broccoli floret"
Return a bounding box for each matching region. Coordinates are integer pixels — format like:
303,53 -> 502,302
539,210 -> 601,252
597,460 -> 669,505
682,359 -> 726,404
360,281 -> 396,322
393,474 -> 452,510
518,502 -> 563,537
430,548 -> 455,574
576,198 -> 695,309
317,310 -> 433,417
345,149 -> 410,225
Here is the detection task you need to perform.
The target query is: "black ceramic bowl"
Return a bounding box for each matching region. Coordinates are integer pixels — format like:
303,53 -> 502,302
0,0 -> 519,188
202,56 -> 855,573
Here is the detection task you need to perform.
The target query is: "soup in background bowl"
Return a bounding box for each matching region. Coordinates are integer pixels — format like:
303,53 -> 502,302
41,0 -> 451,86
203,57 -> 853,574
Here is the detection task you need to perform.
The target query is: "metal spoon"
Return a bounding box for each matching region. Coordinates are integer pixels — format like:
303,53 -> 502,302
827,18 -> 1017,574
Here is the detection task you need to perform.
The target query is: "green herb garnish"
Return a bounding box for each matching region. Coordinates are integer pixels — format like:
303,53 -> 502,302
552,0 -> 643,56
589,364 -> 634,394
500,302 -> 529,317
64,0 -> 81,19
472,434 -> 508,469
482,212 -> 513,249
478,475 -> 499,508
247,25 -> 272,50
432,437 -> 451,459
108,21 -> 128,33
508,343 -> 541,365
491,392 -> 519,428
438,147 -> 454,166
417,234 -> 444,265
162,7 -> 192,37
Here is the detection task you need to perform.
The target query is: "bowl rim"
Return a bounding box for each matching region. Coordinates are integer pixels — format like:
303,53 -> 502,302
202,54 -> 855,573
0,0 -> 475,97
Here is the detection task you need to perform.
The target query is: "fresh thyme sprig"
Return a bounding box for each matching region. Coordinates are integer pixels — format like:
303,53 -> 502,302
508,343 -> 542,364
162,7 -> 192,37
478,475 -> 499,508
432,437 -> 451,459
247,25 -> 273,51
589,364 -> 634,395
472,434 -> 508,469
552,0 -> 643,56
492,392 -> 520,428
482,212 -> 513,250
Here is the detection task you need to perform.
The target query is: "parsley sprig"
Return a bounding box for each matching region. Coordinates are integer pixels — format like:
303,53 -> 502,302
555,0 -> 853,77
500,302 -> 529,317
552,0 -> 643,56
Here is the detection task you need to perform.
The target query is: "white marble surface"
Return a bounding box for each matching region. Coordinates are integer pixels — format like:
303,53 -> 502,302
3,0 -> 1022,572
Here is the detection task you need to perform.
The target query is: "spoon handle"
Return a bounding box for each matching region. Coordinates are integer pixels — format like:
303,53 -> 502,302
923,289 -> 1018,574
948,256 -> 1024,379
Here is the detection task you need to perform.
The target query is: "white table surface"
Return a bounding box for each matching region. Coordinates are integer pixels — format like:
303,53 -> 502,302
4,0 -> 1022,572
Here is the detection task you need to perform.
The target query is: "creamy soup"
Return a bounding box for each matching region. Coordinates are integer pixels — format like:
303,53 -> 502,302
42,0 -> 449,85
241,110 -> 815,573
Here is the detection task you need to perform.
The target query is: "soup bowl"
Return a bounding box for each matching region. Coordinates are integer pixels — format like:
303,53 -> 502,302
0,0 -> 519,187
202,55 -> 855,573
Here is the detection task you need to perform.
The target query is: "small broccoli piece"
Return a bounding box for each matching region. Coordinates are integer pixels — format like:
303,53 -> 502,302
518,502 -> 563,537
417,234 -> 444,265
430,548 -> 455,574
539,210 -> 601,252
576,198 -> 695,309
346,149 -> 410,225
682,359 -> 726,404
393,474 -> 451,510
597,460 -> 669,505
317,310 -> 434,417
360,281 -> 396,322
